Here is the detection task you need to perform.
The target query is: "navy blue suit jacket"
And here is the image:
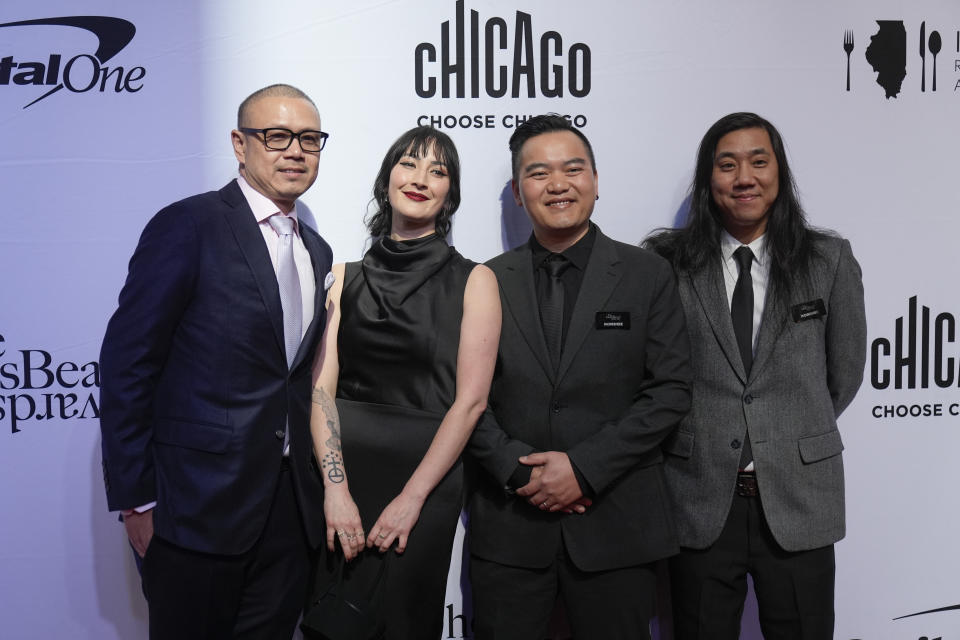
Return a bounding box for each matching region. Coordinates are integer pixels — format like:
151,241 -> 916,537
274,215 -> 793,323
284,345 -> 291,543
100,180 -> 332,555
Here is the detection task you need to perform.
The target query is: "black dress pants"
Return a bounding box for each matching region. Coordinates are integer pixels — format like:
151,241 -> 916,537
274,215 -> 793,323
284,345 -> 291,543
669,493 -> 835,640
471,547 -> 657,640
141,462 -> 313,640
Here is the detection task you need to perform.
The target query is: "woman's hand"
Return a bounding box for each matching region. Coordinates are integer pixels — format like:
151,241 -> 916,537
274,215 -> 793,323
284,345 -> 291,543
323,485 -> 365,561
366,492 -> 425,554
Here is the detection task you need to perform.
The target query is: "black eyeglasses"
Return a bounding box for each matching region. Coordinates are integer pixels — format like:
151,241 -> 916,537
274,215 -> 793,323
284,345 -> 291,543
239,127 -> 329,152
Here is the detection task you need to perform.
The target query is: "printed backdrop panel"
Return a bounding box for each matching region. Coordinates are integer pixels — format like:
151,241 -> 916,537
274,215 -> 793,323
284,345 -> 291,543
0,1 -> 957,638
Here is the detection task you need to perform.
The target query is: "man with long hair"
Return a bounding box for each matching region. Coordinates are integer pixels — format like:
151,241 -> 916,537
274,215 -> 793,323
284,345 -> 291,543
645,112 -> 866,638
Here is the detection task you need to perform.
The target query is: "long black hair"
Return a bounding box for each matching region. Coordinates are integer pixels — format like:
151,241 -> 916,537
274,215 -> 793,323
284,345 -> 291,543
644,112 -> 821,296
365,126 -> 461,238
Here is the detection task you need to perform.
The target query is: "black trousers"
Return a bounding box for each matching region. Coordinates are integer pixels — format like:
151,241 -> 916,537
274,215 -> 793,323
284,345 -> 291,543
141,462 -> 313,640
471,548 -> 657,640
669,494 -> 835,640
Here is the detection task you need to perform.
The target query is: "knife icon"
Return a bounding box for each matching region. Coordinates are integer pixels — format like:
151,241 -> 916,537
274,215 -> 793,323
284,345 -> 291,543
920,21 -> 926,91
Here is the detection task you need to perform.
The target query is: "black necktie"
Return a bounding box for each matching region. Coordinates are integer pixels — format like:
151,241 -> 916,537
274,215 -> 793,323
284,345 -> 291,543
540,255 -> 570,369
731,246 -> 754,468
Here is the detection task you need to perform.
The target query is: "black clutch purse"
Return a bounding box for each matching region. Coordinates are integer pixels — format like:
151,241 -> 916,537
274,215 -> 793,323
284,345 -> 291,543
300,553 -> 387,640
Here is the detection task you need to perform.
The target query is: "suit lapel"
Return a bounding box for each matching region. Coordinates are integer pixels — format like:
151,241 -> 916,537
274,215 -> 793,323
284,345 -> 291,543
556,231 -> 622,382
689,259 -> 749,383
293,227 -> 327,370
751,283 -> 790,380
219,181 -> 287,364
497,246 -> 555,380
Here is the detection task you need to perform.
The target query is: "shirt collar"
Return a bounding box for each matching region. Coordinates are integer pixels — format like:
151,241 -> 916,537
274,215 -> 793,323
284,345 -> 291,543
720,228 -> 766,266
530,223 -> 597,271
236,174 -> 300,234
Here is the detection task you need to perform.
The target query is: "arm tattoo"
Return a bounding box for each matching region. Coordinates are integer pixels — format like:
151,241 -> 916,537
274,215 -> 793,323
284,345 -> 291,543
312,387 -> 342,452
321,452 -> 345,484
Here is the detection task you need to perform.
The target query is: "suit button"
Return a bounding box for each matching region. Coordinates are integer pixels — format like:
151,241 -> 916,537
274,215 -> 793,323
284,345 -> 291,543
744,395 -> 753,404
275,430 -> 285,440
730,439 -> 741,449
552,402 -> 561,413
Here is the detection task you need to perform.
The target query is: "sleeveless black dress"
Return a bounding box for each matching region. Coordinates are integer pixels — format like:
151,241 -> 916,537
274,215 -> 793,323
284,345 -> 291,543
329,233 -> 475,639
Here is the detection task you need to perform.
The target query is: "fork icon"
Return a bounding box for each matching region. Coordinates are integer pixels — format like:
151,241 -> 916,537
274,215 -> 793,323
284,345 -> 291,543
843,30 -> 854,91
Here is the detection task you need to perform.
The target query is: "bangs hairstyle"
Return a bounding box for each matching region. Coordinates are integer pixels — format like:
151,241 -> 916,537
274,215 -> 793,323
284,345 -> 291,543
366,126 -> 461,238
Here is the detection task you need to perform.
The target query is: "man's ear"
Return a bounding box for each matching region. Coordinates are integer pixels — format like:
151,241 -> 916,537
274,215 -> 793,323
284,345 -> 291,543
511,179 -> 523,208
231,130 -> 245,165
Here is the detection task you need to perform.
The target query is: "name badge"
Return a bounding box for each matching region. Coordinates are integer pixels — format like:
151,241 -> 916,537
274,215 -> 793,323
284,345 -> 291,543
595,311 -> 631,330
791,299 -> 826,322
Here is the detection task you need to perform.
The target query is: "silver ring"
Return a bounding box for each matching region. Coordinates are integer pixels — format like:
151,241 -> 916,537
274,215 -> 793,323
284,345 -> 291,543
377,533 -> 386,540
540,501 -> 548,508
337,530 -> 345,537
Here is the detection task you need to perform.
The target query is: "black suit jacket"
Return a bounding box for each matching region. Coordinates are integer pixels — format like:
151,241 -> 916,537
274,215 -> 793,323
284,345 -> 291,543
99,180 -> 332,555
468,228 -> 692,572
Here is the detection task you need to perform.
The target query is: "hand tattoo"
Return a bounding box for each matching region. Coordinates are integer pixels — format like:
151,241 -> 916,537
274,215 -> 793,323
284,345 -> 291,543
322,452 -> 345,484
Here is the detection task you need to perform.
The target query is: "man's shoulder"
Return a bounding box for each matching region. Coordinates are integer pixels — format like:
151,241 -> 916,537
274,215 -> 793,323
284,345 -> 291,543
599,231 -> 672,273
806,229 -> 855,270
151,182 -> 231,219
809,229 -> 848,252
166,181 -> 236,212
144,183 -> 239,235
485,244 -> 528,274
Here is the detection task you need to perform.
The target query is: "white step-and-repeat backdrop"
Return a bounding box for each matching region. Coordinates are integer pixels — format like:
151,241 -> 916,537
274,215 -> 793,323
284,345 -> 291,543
1,1 -> 958,638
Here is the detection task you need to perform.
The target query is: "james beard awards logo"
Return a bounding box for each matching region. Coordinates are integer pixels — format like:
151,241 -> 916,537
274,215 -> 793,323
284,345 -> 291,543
868,296 -> 960,420
413,0 -> 591,130
0,333 -> 100,434
841,19 -> 959,98
0,16 -> 144,109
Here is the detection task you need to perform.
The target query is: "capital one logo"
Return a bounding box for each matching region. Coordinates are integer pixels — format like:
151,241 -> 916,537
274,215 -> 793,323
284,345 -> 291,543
414,0 -> 591,99
0,16 -> 144,108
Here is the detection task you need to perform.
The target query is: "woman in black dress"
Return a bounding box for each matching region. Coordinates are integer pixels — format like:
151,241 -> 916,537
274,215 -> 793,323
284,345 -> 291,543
308,126 -> 500,638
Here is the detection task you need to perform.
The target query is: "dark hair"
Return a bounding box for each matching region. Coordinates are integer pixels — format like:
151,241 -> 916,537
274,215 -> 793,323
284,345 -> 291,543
644,112 -> 819,296
237,84 -> 317,128
366,126 -> 461,238
508,114 -> 596,182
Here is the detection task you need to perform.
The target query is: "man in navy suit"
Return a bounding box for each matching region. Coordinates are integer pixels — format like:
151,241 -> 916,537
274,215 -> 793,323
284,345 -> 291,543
100,84 -> 333,639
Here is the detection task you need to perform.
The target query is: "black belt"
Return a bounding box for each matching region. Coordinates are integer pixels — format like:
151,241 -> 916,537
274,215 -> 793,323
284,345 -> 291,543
735,471 -> 758,497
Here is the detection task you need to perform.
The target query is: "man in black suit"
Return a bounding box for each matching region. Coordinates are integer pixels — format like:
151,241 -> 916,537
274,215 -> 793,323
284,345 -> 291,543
99,84 -> 333,639
468,114 -> 692,639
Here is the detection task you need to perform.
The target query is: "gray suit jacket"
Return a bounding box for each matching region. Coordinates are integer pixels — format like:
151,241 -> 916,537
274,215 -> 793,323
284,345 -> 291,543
662,233 -> 866,552
469,228 -> 692,571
